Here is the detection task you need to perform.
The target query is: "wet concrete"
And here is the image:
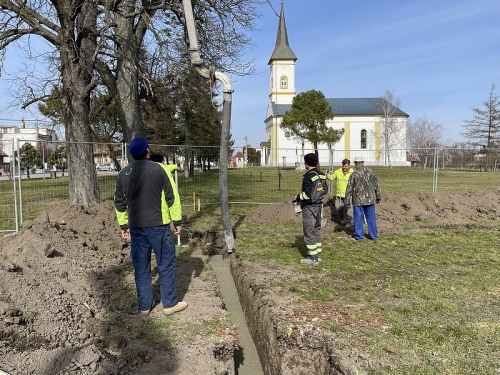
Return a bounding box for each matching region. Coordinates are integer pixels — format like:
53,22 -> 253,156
209,255 -> 264,375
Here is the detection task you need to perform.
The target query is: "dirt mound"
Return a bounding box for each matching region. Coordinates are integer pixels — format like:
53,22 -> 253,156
245,189 -> 500,228
0,202 -> 235,375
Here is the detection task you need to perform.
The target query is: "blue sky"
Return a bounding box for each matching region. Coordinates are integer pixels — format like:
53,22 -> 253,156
229,0 -> 500,149
1,0 -> 499,150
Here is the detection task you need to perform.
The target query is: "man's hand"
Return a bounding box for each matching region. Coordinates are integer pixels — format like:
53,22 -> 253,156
376,198 -> 381,204
173,225 -> 182,235
121,229 -> 131,241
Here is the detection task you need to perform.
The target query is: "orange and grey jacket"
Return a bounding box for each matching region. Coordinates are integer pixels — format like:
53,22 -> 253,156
297,168 -> 328,206
114,159 -> 182,230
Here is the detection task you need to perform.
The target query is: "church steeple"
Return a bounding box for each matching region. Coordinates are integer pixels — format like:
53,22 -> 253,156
268,3 -> 297,65
267,3 -> 296,105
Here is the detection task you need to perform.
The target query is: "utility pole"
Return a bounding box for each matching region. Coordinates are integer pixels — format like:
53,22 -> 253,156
244,136 -> 248,167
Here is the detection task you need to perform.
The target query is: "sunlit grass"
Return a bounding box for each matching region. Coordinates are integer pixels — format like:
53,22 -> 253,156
235,217 -> 500,374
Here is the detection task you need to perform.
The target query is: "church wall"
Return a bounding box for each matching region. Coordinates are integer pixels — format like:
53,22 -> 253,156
263,115 -> 407,167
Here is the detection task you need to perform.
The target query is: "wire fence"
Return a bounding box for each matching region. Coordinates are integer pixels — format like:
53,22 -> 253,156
1,139 -> 500,233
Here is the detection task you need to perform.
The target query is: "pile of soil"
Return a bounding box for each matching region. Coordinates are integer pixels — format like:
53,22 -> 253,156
0,202 -> 236,375
1,188 -> 500,374
246,189 -> 500,229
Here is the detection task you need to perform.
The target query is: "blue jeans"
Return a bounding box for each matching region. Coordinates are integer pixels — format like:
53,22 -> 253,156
130,225 -> 178,310
353,205 -> 378,241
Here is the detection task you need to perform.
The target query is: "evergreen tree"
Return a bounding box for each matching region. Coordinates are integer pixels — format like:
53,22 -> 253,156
280,90 -> 344,164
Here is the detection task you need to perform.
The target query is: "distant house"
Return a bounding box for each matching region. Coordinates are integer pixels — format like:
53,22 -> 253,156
234,151 -> 244,168
406,152 -> 421,167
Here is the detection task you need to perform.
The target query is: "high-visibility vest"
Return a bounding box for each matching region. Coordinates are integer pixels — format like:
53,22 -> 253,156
331,167 -> 354,198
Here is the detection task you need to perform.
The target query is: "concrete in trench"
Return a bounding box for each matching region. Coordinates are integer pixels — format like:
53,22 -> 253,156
209,255 -> 264,375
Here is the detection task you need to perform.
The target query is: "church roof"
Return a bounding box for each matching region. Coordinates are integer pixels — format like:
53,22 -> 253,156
270,98 -> 409,117
268,4 -> 297,64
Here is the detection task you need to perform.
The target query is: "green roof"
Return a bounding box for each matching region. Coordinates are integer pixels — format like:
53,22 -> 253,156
271,98 -> 409,117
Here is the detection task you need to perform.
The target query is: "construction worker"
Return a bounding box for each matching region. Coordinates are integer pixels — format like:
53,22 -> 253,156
345,156 -> 381,241
293,153 -> 328,265
114,138 -> 187,316
326,158 -> 354,227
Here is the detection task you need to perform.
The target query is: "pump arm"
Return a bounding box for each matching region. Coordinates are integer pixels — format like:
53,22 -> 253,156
181,0 -> 235,253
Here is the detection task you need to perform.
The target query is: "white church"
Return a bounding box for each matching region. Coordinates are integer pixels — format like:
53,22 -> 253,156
260,5 -> 409,167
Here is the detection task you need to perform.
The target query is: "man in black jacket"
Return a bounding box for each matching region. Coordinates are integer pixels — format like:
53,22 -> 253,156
114,137 -> 187,316
294,153 -> 328,265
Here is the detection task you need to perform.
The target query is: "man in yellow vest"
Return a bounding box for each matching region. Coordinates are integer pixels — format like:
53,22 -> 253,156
326,159 -> 354,227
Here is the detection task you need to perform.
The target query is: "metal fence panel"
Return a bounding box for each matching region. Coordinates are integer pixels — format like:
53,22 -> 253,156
2,143 -> 500,233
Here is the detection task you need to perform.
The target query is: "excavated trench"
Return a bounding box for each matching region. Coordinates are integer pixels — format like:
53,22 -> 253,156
201,230 -> 353,375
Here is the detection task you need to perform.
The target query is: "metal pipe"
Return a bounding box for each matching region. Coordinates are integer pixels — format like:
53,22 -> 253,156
181,0 -> 235,252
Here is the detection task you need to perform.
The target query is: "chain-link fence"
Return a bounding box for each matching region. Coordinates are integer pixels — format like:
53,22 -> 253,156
2,140 -> 500,233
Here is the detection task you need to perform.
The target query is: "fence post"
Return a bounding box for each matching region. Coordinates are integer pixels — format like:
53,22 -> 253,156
433,147 -> 438,193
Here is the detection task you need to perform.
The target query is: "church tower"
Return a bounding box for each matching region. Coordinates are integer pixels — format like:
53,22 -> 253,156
268,4 -> 297,105
263,3 -> 297,165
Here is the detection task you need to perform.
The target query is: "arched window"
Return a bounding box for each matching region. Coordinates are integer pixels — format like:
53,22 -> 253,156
361,129 -> 367,149
280,76 -> 288,89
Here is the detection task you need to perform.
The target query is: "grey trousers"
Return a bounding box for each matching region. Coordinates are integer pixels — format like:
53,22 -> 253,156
302,204 -> 322,248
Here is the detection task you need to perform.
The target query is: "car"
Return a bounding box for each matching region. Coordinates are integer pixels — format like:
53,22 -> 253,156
96,163 -> 117,171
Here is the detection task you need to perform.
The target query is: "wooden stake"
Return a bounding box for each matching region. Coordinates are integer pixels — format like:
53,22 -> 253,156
193,192 -> 196,210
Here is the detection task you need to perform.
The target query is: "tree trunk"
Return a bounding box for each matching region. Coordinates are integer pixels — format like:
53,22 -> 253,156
57,1 -> 100,206
113,0 -> 150,146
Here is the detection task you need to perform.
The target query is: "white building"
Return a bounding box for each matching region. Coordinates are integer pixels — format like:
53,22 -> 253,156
0,120 -> 58,163
261,5 -> 409,167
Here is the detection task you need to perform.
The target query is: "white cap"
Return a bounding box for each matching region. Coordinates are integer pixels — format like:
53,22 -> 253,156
354,156 -> 364,162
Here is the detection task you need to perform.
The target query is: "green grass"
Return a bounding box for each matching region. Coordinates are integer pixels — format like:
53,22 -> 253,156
234,219 -> 500,374
3,166 -> 500,232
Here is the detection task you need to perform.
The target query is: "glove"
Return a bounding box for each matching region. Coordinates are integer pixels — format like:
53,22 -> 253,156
376,198 -> 381,204
345,203 -> 351,209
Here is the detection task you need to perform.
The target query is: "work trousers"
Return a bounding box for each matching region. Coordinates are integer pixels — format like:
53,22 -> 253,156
353,205 -> 378,241
130,225 -> 178,310
335,197 -> 352,224
302,204 -> 322,256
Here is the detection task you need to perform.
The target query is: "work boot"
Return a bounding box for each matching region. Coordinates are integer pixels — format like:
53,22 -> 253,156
163,301 -> 188,316
140,300 -> 156,315
300,255 -> 319,265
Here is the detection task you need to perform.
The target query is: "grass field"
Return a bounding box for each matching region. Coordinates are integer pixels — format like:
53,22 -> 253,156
233,219 -> 500,374
2,166 -> 500,231
1,166 -> 500,373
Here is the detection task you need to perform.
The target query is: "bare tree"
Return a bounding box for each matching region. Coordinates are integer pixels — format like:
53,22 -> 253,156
0,0 -> 262,205
462,83 -> 500,149
0,1 -> 100,205
407,116 -> 443,169
96,0 -> 261,146
377,90 -> 407,169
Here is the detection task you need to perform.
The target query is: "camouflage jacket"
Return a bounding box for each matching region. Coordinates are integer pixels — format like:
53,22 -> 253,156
344,166 -> 381,206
